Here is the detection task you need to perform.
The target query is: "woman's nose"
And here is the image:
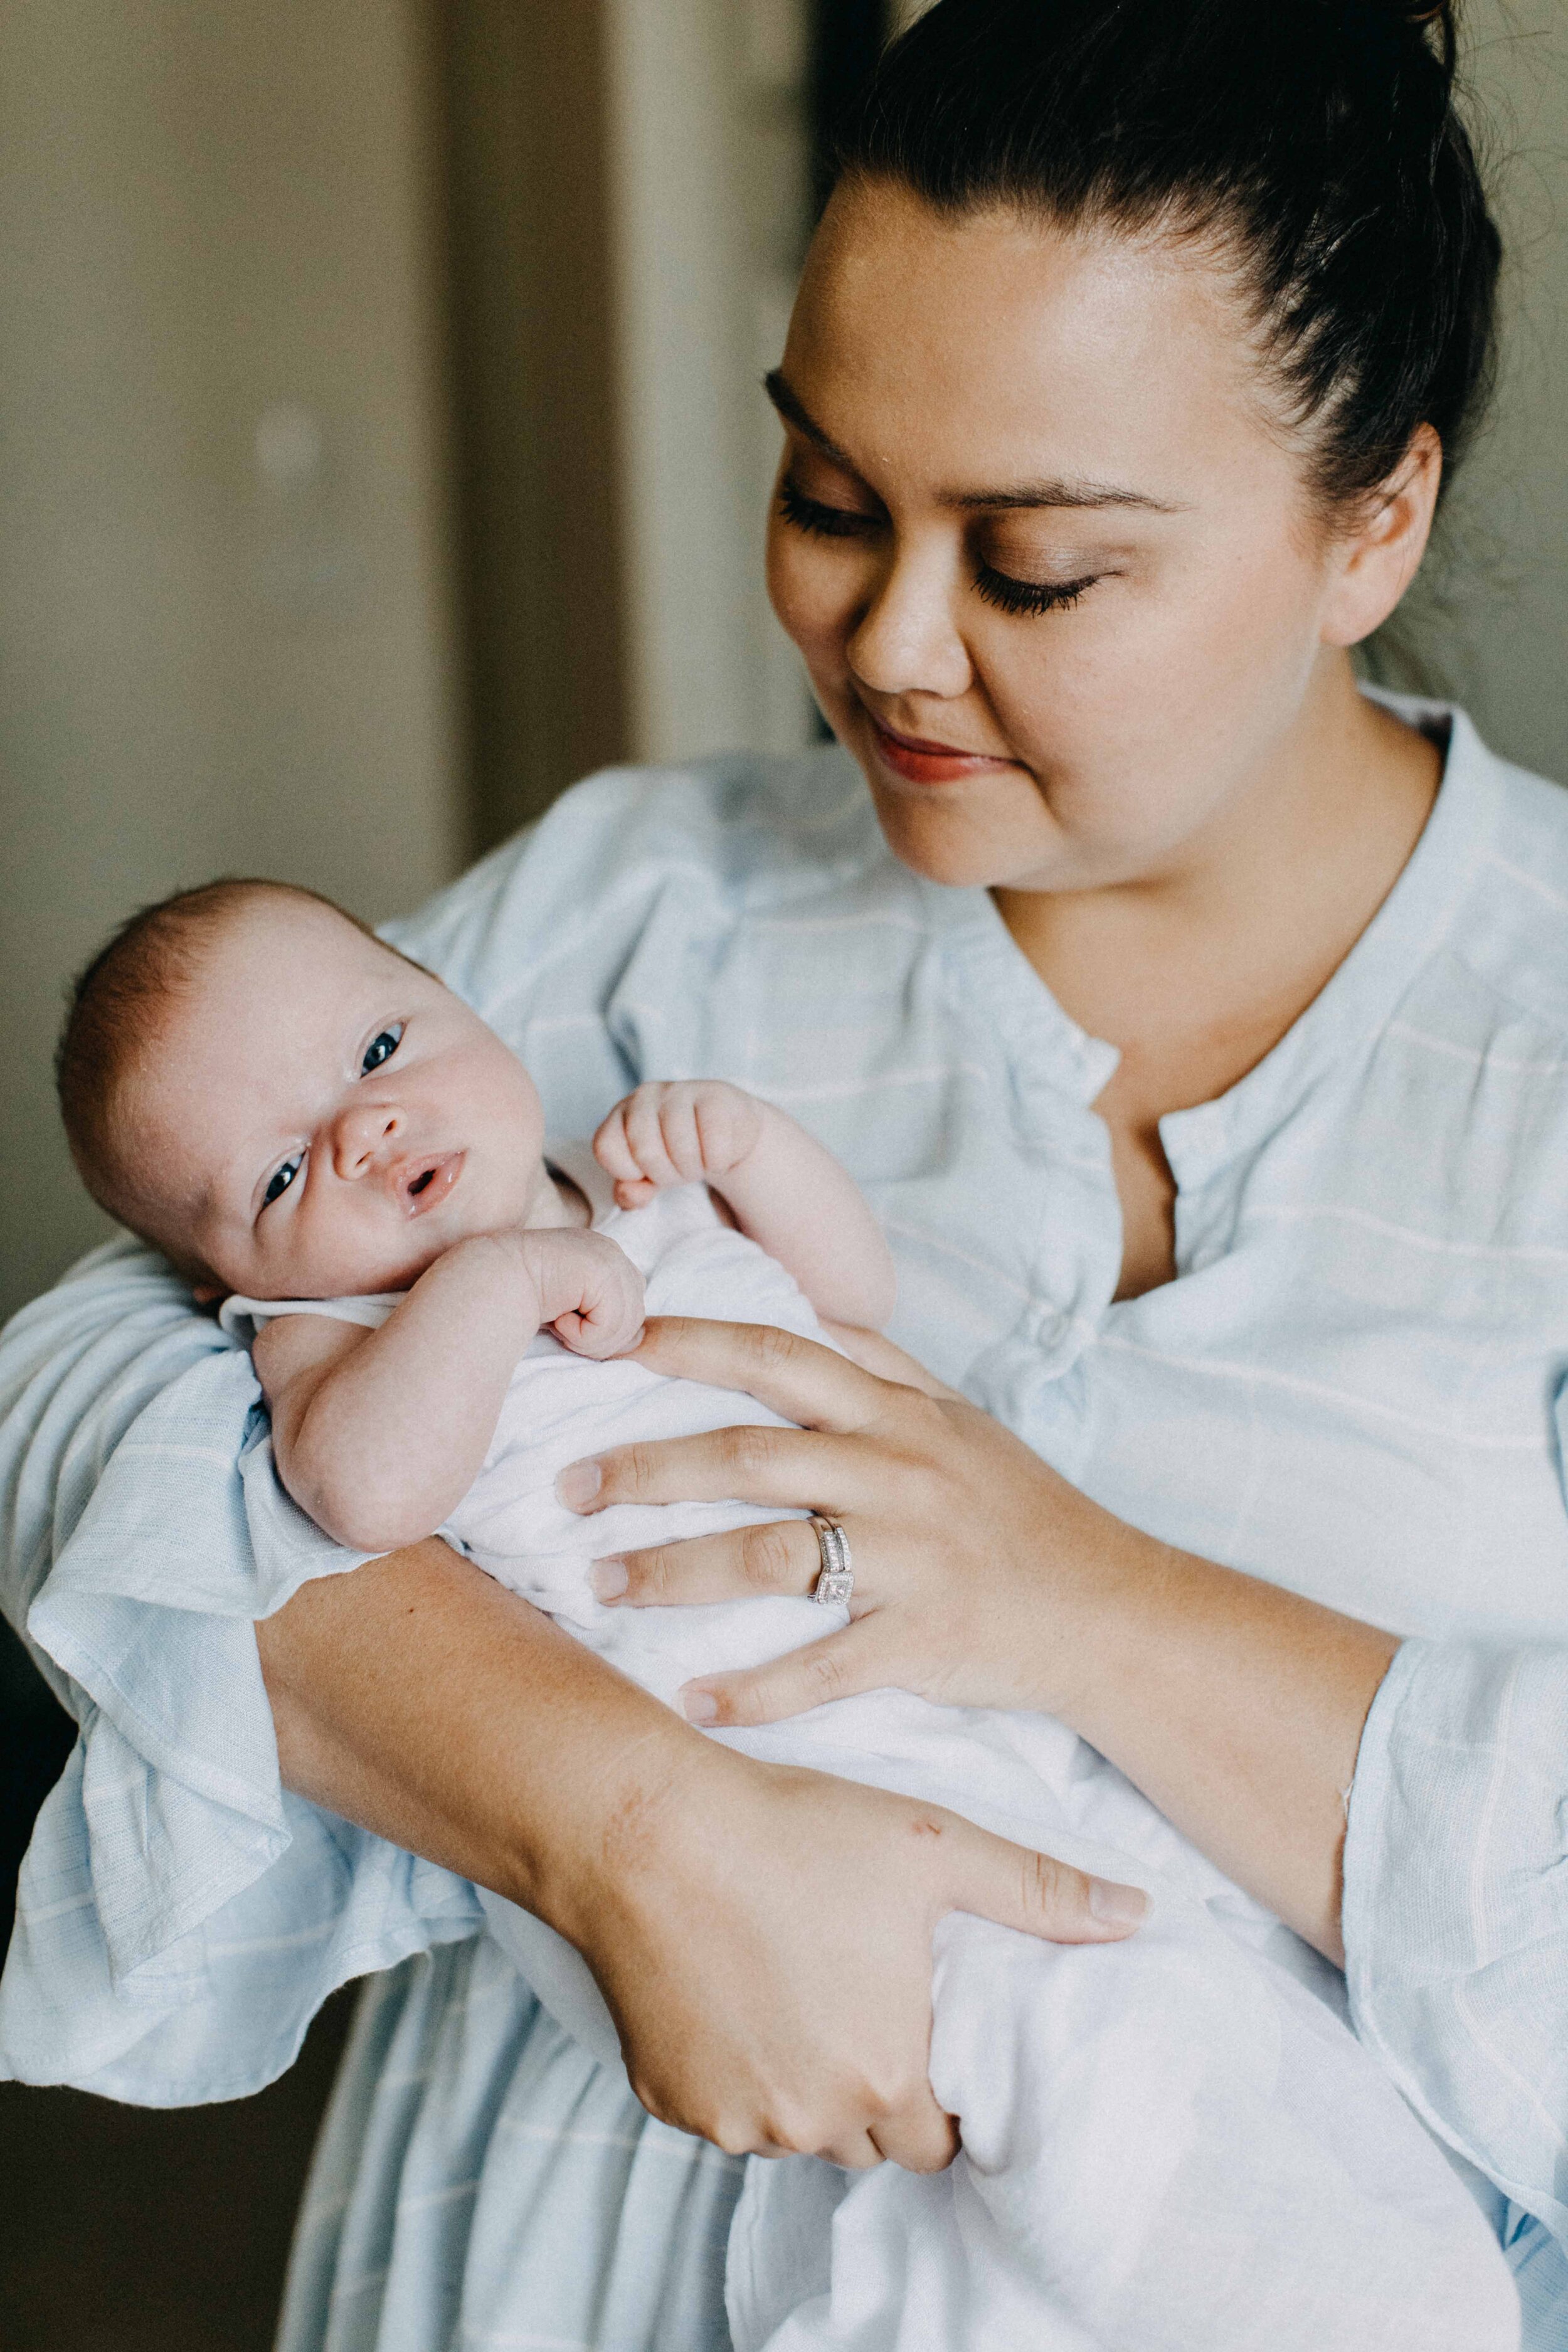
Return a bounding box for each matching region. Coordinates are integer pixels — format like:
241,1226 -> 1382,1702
846,543 -> 973,703
332,1099 -> 401,1179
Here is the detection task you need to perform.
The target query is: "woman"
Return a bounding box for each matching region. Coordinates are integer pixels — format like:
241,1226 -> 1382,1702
3,0 -> 1565,2343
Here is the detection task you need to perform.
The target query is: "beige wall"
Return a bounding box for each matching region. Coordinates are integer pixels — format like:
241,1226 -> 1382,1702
0,1 -> 462,1318
1,2 -> 1564,1326
435,0 -> 632,849
1380,0 -> 1568,780
604,0 -> 814,765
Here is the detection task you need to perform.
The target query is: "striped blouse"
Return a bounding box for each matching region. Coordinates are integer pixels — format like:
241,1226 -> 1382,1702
4,694 -> 1568,2345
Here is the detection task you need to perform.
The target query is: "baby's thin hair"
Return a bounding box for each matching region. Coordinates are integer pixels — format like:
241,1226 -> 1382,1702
56,876 -> 386,1227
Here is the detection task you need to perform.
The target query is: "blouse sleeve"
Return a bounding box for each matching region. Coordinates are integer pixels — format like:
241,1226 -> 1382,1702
0,1238 -> 480,2106
0,746 -> 843,2105
1343,1636 -> 1568,2292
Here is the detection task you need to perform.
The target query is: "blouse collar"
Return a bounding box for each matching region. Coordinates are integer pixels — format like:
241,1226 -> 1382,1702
919,695 -> 1502,1177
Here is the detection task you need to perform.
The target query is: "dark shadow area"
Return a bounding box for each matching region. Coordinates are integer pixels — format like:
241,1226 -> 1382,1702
3,1615 -> 355,2351
0,1985 -> 354,2352
1,1615 -> 75,1951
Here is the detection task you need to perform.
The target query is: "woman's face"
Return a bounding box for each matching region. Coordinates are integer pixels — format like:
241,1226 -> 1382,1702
766,179 -> 1411,893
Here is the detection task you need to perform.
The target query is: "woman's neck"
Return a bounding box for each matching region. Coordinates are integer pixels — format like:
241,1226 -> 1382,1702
994,656 -> 1441,1092
994,655 -> 1443,1299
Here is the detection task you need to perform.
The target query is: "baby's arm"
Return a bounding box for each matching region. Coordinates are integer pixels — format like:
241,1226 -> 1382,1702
594,1081 -> 896,1329
252,1228 -> 644,1554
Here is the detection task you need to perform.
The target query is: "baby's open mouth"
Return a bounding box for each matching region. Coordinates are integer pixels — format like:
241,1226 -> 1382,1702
398,1152 -> 465,1216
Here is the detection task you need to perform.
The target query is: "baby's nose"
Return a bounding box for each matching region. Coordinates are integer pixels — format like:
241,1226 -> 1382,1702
333,1100 -> 400,1177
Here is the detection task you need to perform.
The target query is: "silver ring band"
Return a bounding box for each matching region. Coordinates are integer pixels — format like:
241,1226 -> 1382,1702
808,1514 -> 854,1606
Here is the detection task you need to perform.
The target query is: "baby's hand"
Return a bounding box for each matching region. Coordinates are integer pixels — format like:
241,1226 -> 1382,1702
594,1081 -> 764,1210
519,1227 -> 645,1360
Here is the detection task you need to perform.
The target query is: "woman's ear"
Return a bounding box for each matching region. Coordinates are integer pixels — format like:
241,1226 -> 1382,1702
1320,423 -> 1444,649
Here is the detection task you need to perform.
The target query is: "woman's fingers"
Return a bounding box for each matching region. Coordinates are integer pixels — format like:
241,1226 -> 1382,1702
817,1320 -> 964,1403
948,1818 -> 1149,1941
593,1515 -> 823,1606
631,1316 -> 903,1434
557,1416 -> 870,1515
681,1619 -> 891,1726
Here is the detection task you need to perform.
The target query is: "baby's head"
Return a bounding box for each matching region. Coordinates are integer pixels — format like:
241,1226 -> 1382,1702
58,880 -> 550,1301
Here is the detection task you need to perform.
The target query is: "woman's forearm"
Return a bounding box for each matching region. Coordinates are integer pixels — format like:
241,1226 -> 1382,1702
1053,1520 -> 1399,1963
561,1318 -> 1403,1967
255,1537 -> 702,1934
253,1532 -> 1145,2171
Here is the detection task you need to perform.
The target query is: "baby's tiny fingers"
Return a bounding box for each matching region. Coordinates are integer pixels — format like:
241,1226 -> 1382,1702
655,1093 -> 708,1180
623,1090 -> 686,1187
592,1108 -> 641,1182
613,1176 -> 658,1209
572,1320 -> 646,1361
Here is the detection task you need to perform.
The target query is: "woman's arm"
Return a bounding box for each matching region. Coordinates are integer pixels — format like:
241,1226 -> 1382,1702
559,1317 -> 1400,1963
1343,1640 -> 1568,2242
257,1534 -> 1147,2167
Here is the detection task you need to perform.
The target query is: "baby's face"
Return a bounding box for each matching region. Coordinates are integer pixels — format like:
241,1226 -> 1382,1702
122,895 -> 551,1300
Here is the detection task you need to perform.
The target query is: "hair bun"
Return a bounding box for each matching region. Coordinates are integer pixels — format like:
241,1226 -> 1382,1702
1350,0 -> 1456,80
1381,0 -> 1456,46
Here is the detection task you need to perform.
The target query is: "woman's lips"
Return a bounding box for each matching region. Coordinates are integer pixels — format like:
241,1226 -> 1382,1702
866,713 -> 1017,787
398,1151 -> 465,1217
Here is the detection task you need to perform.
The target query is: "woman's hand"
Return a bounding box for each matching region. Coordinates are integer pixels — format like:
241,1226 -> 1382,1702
260,1539 -> 1146,2173
561,1315 -> 1126,1730
554,1730 -> 1147,2171
556,1318 -> 1401,1960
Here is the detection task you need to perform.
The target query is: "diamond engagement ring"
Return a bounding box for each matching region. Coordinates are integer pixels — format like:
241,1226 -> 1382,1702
808,1514 -> 854,1606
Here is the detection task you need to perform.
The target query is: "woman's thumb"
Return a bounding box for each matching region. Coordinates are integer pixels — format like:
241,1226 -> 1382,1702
950,1825 -> 1148,1944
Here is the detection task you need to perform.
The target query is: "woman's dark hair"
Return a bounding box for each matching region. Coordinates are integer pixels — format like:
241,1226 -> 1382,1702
830,0 -> 1501,508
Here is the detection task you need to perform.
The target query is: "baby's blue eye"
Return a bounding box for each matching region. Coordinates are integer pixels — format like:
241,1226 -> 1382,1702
263,1155 -> 301,1209
361,1025 -> 403,1075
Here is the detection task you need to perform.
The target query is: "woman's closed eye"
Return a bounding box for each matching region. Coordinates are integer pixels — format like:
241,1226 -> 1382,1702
361,1023 -> 403,1075
974,561 -> 1104,618
777,476 -> 882,541
778,475 -> 1108,618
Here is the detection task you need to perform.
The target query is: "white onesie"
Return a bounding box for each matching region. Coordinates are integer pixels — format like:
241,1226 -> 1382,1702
224,1142 -> 1518,2352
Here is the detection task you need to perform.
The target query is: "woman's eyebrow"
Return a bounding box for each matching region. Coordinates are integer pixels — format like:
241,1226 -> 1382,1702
941,482 -> 1187,516
763,369 -> 1183,514
764,369 -> 856,466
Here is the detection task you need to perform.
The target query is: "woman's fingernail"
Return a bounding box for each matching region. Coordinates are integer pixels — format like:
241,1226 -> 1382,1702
590,1558 -> 628,1601
681,1685 -> 720,1725
556,1460 -> 603,1510
1088,1877 -> 1148,1928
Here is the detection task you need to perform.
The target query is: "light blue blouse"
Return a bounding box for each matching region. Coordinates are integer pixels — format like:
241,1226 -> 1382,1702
5,697 -> 1568,2346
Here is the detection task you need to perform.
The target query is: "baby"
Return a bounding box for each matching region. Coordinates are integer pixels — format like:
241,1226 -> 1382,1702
58,878 -> 1517,2352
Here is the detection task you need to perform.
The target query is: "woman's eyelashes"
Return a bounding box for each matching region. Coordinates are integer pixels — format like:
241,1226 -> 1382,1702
778,475 -> 1104,617
974,562 -> 1103,618
777,475 -> 879,541
360,1023 -> 404,1076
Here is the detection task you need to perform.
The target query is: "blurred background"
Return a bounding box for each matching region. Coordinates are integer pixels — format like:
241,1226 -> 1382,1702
0,1 -> 1563,2344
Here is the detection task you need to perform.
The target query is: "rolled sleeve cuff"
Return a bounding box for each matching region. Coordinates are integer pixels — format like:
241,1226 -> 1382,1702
1345,1637 -> 1568,2243
2,1342 -> 482,2102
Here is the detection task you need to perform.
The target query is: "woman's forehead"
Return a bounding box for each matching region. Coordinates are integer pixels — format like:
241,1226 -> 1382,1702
787,179 -> 1273,499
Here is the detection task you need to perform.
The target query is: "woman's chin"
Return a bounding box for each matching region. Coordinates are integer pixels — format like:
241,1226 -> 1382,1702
864,776 -> 1079,894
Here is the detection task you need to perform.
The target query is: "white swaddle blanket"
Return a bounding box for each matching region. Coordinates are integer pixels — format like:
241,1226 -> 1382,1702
225,1141 -> 1519,2352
